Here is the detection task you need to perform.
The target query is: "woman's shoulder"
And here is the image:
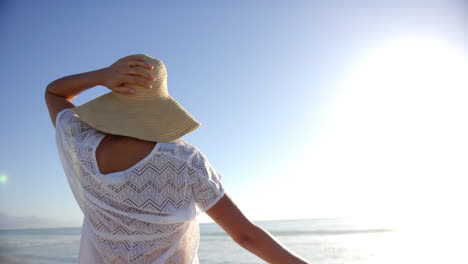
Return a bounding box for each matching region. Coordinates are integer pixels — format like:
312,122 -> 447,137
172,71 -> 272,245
57,108 -> 91,129
160,139 -> 204,161
56,108 -> 74,123
56,108 -> 97,137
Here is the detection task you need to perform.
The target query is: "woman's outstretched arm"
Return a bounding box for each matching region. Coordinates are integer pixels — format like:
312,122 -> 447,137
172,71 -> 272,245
45,55 -> 155,127
206,193 -> 311,264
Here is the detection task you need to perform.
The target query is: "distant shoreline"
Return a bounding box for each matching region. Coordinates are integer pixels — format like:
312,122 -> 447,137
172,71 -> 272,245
0,217 -> 345,231
0,225 -> 82,232
0,255 -> 31,264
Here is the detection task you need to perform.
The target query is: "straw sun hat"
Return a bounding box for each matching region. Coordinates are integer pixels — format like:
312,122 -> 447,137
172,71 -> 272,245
71,54 -> 201,142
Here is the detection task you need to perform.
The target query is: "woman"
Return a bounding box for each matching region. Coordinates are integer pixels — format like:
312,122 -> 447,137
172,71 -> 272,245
45,54 -> 310,264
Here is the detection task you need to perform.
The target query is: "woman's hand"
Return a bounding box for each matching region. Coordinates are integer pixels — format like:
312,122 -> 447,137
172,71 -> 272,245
101,55 -> 156,94
45,55 -> 157,127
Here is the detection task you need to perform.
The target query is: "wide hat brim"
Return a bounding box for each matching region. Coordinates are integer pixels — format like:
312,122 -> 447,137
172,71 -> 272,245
71,92 -> 201,142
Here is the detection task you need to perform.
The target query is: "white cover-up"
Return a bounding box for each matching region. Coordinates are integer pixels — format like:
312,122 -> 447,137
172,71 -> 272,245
55,109 -> 225,264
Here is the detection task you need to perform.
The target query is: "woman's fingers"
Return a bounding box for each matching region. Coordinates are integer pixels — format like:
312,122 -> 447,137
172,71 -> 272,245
105,56 -> 156,92
120,56 -> 153,70
126,67 -> 155,81
127,60 -> 154,70
113,86 -> 135,94
127,75 -> 153,88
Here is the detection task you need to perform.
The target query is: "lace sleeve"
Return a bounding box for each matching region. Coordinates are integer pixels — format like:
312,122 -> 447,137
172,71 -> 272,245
55,108 -> 96,144
55,108 -> 89,212
189,149 -> 225,213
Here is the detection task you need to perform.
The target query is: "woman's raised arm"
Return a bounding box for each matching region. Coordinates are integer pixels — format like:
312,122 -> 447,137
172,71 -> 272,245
206,193 -> 311,264
45,55 -> 155,127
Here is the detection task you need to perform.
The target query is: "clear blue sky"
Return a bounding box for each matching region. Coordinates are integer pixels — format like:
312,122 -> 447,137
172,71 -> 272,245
0,0 -> 466,228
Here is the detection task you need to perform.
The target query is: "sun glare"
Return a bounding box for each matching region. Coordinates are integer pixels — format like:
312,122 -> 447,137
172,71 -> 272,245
295,36 -> 468,262
310,36 -> 467,225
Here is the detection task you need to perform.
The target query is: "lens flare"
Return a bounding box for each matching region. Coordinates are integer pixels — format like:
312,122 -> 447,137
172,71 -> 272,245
0,173 -> 8,184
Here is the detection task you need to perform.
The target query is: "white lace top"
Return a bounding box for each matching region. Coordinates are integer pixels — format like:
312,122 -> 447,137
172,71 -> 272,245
55,109 -> 225,264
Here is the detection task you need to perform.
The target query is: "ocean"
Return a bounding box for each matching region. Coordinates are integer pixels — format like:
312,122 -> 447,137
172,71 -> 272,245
0,218 -> 397,264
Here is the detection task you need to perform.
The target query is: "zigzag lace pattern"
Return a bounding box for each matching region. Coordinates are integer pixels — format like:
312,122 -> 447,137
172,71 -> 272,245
55,109 -> 224,264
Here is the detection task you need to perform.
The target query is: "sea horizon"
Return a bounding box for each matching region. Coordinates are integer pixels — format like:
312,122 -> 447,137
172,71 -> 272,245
0,218 -> 397,264
0,216 -> 362,231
